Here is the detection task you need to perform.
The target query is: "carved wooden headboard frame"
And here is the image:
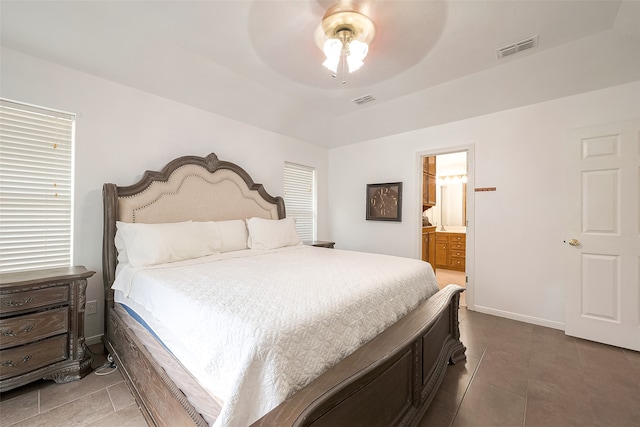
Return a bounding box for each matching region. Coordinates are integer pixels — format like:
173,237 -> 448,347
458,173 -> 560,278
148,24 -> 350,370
102,152 -> 285,311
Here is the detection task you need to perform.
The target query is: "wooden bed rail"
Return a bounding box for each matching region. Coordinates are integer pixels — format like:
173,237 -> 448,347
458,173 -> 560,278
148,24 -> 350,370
253,285 -> 466,427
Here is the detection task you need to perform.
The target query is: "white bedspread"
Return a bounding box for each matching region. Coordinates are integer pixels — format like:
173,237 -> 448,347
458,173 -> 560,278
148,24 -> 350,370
112,245 -> 438,427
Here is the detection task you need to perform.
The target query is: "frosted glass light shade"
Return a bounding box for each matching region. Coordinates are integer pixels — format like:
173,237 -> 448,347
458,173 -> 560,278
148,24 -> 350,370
347,40 -> 367,73
348,40 -> 368,60
322,39 -> 342,73
346,56 -> 363,72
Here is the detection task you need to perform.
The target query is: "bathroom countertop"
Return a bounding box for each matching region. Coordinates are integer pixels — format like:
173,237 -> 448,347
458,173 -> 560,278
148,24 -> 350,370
435,226 -> 466,234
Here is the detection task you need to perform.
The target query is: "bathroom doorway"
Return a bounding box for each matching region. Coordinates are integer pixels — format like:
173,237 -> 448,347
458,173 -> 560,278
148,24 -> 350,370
419,148 -> 473,308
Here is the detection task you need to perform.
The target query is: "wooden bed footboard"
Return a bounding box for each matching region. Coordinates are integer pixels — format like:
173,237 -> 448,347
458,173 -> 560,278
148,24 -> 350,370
104,285 -> 465,427
253,284 -> 466,427
104,307 -> 208,427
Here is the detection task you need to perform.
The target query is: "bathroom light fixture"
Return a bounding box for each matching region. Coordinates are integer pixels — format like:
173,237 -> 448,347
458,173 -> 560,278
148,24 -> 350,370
320,3 -> 375,76
438,174 -> 467,183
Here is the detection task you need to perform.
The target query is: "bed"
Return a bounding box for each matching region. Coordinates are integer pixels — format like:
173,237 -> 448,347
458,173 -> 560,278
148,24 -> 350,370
102,152 -> 466,427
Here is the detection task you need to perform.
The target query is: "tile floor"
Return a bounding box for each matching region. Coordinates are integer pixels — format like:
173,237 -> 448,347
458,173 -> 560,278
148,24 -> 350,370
435,268 -> 466,306
0,345 -> 146,427
2,310 -> 639,426
419,307 -> 640,427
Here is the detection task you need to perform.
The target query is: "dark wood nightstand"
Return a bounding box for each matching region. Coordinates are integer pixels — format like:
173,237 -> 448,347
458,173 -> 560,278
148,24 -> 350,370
303,240 -> 335,249
0,266 -> 95,392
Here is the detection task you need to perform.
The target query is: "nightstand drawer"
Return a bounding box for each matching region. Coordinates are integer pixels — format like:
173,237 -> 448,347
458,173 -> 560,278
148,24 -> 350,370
0,308 -> 68,350
0,286 -> 69,315
0,334 -> 68,380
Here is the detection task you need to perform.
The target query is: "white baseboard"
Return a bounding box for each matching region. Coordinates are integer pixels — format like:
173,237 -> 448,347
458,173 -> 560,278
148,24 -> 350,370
472,305 -> 565,331
85,334 -> 104,346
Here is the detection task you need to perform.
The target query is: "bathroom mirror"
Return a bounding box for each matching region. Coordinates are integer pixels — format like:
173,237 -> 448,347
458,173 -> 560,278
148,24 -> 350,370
439,181 -> 467,227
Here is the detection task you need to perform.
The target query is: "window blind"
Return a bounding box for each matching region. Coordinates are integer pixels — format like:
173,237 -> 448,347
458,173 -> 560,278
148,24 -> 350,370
0,99 -> 75,273
284,162 -> 316,241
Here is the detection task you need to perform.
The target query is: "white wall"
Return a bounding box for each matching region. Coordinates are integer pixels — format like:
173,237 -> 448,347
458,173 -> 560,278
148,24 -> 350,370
3,44 -> 639,337
1,48 -> 330,341
329,80 -> 640,328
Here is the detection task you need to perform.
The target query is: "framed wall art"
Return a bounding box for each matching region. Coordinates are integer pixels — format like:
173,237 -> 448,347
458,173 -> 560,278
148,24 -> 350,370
366,182 -> 403,222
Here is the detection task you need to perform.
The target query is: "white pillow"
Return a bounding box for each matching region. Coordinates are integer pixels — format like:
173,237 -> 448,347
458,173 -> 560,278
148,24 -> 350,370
114,232 -> 129,264
115,221 -> 221,267
246,217 -> 301,250
216,220 -> 249,253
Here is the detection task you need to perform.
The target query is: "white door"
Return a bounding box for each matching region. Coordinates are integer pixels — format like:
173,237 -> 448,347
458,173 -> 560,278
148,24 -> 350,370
565,119 -> 640,351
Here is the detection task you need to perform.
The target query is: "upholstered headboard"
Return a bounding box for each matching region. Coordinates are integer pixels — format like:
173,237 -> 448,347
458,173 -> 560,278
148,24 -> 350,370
102,153 -> 285,301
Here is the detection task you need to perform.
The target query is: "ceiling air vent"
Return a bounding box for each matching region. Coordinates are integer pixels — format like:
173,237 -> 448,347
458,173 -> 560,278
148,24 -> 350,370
496,35 -> 538,59
352,94 -> 375,105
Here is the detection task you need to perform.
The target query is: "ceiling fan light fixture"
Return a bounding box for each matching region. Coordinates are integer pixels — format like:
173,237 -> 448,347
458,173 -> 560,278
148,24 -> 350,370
322,38 -> 342,73
346,39 -> 367,72
319,3 -> 375,75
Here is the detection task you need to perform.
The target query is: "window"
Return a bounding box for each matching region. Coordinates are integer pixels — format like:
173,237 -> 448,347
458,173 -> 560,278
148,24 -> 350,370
284,162 -> 316,241
0,99 -> 75,273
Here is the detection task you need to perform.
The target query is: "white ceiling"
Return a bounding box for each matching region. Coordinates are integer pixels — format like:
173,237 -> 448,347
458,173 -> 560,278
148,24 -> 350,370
2,1 -> 639,148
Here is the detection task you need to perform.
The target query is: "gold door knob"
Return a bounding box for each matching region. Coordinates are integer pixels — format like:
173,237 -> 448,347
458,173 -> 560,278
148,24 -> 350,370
568,239 -> 580,247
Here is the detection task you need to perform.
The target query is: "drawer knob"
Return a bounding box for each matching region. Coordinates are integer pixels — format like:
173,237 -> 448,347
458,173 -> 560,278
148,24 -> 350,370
1,324 -> 35,337
1,354 -> 33,367
2,297 -> 34,307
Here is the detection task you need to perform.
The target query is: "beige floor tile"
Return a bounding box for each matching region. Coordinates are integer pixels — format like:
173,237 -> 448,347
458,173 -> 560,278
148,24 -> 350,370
486,331 -> 532,359
435,268 -> 466,306
435,268 -> 466,288
86,403 -> 148,427
452,378 -> 525,427
417,388 -> 461,427
529,339 -> 582,377
531,324 -> 575,346
107,382 -> 136,411
10,389 -> 114,427
623,348 -> 640,375
493,317 -> 534,335
527,359 -> 583,386
39,369 -> 124,412
462,310 -> 499,331
575,338 -> 629,366
473,347 -> 529,397
457,306 -> 469,323
584,376 -> 640,427
0,390 -> 39,426
458,326 -> 488,359
438,355 -> 480,399
576,340 -> 640,393
525,377 -> 596,426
